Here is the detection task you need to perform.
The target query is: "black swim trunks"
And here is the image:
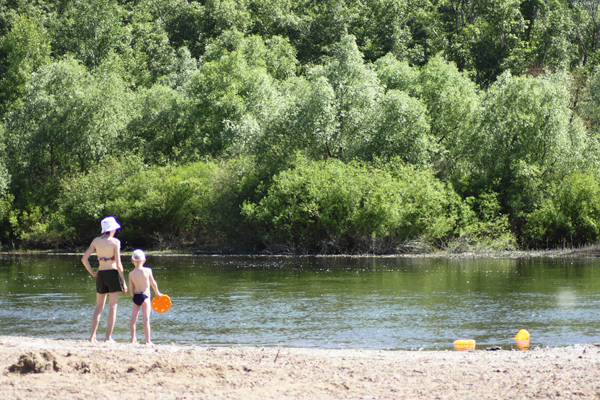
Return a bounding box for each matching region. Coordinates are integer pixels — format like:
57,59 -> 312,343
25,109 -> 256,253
96,269 -> 123,294
132,292 -> 149,306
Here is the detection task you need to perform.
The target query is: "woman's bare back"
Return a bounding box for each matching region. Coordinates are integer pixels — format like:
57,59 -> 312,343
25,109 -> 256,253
93,236 -> 120,271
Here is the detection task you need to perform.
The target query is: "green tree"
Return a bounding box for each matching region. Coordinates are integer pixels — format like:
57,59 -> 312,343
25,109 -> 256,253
442,0 -> 479,71
253,75 -> 338,166
184,32 -> 282,158
125,84 -> 189,164
125,16 -> 176,88
0,123 -> 13,235
130,0 -> 205,59
404,0 -> 448,65
350,0 -> 413,62
465,0 -> 528,85
259,35 -> 382,164
374,52 -> 419,93
202,30 -> 297,80
0,0 -> 62,39
526,0 -> 579,71
52,0 -> 127,69
253,36 -> 433,167
366,90 -> 432,164
201,0 -> 252,37
570,0 -> 600,67
162,46 -> 199,91
0,14 -> 51,116
583,63 -> 600,133
293,0 -> 353,63
524,172 -> 600,246
318,34 -> 382,160
248,0 -> 302,39
473,71 -> 588,225
4,58 -> 130,183
264,35 -> 298,80
417,54 -> 481,176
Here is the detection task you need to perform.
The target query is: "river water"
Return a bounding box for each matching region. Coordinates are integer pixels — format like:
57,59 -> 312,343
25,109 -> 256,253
0,254 -> 598,350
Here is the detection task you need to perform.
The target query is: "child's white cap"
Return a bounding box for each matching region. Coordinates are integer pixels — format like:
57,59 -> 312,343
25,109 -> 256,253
101,216 -> 121,233
131,249 -> 146,261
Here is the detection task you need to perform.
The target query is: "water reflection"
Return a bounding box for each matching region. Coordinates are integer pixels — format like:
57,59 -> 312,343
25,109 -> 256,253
556,286 -> 577,310
0,254 -> 599,350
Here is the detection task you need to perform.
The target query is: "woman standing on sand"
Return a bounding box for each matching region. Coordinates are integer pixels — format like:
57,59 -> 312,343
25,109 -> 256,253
81,216 -> 128,343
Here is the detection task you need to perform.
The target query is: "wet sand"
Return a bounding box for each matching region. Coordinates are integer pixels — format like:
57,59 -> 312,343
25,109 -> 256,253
1,336 -> 599,399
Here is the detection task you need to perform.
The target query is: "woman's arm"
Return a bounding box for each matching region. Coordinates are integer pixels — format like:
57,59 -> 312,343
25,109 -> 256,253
81,242 -> 97,277
114,239 -> 128,294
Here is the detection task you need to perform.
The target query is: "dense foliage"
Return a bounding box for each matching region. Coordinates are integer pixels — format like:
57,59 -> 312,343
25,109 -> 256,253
0,0 -> 599,253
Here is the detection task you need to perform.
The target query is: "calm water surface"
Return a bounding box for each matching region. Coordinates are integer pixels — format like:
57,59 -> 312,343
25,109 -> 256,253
0,254 -> 599,350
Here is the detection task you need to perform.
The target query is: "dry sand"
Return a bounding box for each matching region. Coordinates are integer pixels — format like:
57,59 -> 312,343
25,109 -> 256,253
1,336 -> 599,399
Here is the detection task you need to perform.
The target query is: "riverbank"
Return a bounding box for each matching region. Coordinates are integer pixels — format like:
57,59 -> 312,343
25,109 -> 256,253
5,242 -> 600,259
1,336 -> 599,399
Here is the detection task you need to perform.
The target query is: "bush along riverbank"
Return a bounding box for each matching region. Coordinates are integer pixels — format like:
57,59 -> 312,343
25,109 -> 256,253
6,154 -> 600,256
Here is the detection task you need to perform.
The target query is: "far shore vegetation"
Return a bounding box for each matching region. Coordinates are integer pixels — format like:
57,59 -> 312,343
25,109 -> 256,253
2,1 -> 600,255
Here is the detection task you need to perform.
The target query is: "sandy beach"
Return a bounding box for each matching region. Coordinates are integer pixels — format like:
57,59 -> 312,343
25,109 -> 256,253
1,336 -> 599,399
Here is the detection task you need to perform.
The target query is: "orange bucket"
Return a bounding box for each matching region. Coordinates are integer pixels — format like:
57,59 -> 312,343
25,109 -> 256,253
152,294 -> 171,313
514,329 -> 530,341
453,339 -> 476,351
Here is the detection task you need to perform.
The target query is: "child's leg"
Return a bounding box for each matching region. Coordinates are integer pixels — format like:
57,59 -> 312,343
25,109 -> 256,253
141,300 -> 152,345
105,292 -> 120,342
90,293 -> 107,342
129,303 -> 141,344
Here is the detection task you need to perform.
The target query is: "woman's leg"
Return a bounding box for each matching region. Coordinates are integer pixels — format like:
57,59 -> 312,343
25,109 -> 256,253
90,293 -> 107,342
105,292 -> 120,342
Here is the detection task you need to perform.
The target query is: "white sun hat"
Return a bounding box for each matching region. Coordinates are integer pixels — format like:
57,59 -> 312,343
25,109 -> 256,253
131,249 -> 146,261
101,216 -> 121,233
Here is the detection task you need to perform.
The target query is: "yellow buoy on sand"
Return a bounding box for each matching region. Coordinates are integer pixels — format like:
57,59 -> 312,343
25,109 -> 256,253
453,339 -> 476,350
514,329 -> 530,350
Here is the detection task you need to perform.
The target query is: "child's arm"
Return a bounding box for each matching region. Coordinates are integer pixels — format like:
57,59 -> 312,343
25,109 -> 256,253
128,274 -> 134,297
149,271 -> 161,298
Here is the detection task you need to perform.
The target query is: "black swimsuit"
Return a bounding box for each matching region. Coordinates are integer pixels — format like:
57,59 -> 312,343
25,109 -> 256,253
132,292 -> 149,306
96,270 -> 122,294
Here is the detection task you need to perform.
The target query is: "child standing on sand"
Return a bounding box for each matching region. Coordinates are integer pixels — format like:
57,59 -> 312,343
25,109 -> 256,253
128,249 -> 162,345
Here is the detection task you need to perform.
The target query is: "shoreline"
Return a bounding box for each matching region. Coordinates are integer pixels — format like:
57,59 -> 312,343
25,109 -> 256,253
2,336 -> 600,399
2,244 -> 600,259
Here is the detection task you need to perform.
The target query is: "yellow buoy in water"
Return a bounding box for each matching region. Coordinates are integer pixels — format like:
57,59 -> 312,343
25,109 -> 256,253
514,329 -> 530,341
